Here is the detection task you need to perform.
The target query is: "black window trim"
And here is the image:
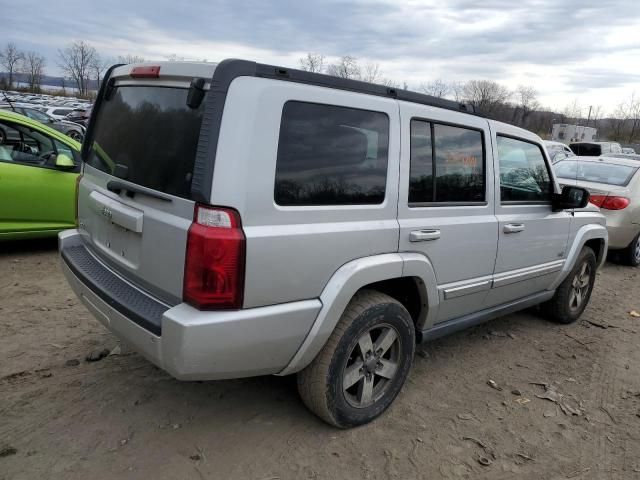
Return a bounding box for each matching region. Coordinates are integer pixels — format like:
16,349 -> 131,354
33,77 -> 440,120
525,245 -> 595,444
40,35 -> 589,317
408,117 -> 488,208
273,99 -> 391,207
497,133 -> 555,206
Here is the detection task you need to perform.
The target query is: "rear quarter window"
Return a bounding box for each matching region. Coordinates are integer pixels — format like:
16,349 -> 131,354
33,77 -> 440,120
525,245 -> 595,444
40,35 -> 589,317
274,101 -> 389,206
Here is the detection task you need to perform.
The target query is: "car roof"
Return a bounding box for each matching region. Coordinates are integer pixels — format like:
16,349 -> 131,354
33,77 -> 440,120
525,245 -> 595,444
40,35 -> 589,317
566,155 -> 640,168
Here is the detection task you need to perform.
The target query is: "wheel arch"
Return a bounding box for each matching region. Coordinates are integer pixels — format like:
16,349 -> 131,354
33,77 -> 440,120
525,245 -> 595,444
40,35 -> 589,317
548,223 -> 608,291
279,252 -> 439,376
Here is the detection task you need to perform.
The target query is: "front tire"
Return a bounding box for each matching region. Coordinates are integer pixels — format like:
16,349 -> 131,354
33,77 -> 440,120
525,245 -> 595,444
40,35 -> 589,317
542,247 -> 597,324
297,290 -> 415,428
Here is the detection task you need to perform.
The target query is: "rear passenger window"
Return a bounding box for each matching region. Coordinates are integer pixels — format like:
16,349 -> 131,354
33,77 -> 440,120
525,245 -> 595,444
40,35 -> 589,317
409,120 -> 485,204
497,136 -> 551,202
275,101 -> 389,206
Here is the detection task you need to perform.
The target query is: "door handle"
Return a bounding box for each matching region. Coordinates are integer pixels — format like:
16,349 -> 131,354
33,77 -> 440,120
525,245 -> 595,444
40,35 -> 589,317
409,229 -> 441,242
504,223 -> 525,234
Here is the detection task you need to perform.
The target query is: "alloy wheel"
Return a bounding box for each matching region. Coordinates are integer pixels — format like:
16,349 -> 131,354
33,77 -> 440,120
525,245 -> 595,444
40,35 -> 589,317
342,324 -> 401,408
569,261 -> 592,312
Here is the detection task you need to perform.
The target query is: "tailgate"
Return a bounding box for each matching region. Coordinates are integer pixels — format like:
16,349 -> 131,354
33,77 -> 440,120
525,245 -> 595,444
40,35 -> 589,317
76,62 -> 216,305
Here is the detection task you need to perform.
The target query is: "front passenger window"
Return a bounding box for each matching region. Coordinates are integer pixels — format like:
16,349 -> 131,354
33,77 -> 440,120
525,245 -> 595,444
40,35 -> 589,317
497,136 -> 551,202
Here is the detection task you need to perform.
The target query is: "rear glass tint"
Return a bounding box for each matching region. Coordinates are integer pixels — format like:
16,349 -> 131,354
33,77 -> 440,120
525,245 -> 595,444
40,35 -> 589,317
85,86 -> 206,199
555,160 -> 638,186
275,101 -> 389,206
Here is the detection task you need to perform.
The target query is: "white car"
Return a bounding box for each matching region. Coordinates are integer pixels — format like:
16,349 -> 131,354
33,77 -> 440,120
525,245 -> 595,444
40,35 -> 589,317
43,107 -> 76,120
544,140 -> 575,163
555,155 -> 640,266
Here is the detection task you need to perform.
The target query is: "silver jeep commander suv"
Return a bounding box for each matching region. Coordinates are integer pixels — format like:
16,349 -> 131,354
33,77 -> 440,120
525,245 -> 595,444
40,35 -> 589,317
60,60 -> 608,427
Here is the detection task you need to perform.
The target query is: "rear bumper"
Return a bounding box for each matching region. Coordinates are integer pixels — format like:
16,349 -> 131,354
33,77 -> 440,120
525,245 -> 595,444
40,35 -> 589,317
607,224 -> 640,250
59,230 -> 321,380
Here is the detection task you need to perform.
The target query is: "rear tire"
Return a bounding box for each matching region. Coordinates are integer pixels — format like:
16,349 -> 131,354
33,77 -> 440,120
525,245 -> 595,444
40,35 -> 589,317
620,233 -> 640,267
297,290 -> 415,428
542,247 -> 597,324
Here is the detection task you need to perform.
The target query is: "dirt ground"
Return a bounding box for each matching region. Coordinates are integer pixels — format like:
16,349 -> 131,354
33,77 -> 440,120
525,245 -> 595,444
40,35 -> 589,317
1,239 -> 640,480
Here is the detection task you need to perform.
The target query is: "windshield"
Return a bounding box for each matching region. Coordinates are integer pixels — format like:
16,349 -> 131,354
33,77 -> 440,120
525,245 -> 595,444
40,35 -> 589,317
85,85 -> 207,200
555,160 -> 638,186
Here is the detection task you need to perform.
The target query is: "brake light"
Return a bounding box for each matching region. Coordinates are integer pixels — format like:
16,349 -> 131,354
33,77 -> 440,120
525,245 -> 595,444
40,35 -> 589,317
590,194 -> 629,210
183,205 -> 245,310
130,66 -> 160,78
75,174 -> 83,226
589,195 -> 605,207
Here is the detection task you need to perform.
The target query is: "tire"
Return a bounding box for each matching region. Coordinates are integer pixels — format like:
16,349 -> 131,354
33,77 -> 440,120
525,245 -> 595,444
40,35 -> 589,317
620,232 -> 640,267
67,130 -> 83,142
297,290 -> 415,428
542,247 -> 597,324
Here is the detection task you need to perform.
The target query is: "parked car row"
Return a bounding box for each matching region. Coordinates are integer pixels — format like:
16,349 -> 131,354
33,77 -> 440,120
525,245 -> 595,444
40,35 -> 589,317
1,90 -> 93,140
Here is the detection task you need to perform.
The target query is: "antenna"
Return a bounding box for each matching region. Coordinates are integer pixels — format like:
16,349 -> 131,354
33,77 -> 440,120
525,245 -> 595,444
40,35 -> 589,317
1,90 -> 16,111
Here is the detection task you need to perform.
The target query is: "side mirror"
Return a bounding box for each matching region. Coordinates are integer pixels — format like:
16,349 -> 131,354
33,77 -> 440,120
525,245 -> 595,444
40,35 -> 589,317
55,153 -> 76,169
553,185 -> 590,211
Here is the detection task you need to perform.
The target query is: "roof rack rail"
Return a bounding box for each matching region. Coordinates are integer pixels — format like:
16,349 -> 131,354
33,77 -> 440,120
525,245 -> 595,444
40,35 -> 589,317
212,59 -> 480,117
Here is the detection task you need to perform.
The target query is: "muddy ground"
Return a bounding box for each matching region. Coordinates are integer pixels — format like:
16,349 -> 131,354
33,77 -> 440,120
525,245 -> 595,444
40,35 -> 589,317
1,239 -> 640,480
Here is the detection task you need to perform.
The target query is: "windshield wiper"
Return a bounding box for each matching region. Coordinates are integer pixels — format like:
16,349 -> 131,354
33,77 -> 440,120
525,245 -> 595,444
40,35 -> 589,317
107,180 -> 172,202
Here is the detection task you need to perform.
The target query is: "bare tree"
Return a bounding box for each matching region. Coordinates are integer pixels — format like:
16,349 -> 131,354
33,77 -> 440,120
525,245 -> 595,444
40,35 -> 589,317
165,54 -> 185,62
562,99 -> 583,123
90,53 -> 110,88
299,53 -> 325,73
589,105 -> 604,129
513,85 -> 540,126
117,54 -> 146,64
420,79 -> 451,98
461,80 -> 511,114
21,51 -> 46,92
361,62 -> 382,83
326,55 -> 361,79
58,41 -> 98,95
0,42 -> 24,88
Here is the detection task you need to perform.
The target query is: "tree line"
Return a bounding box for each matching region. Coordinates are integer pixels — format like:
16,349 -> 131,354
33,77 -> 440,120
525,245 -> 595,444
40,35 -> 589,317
0,41 -> 145,96
300,53 -> 640,143
0,43 -> 638,143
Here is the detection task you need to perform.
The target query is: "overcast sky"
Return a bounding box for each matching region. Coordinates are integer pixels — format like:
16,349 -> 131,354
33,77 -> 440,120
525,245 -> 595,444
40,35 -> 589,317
2,0 -> 639,114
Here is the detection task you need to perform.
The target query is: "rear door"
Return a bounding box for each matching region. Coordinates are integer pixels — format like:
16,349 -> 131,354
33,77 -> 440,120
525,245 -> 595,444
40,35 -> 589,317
487,126 -> 571,307
77,63 -> 216,305
397,102 -> 498,323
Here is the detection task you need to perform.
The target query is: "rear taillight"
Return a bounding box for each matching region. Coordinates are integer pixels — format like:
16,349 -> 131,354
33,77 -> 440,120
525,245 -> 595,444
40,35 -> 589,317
590,195 -> 630,210
74,174 -> 83,226
183,205 -> 245,310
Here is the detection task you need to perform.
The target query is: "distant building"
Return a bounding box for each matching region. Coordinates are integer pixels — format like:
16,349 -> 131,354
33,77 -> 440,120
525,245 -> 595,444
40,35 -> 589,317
552,124 -> 597,143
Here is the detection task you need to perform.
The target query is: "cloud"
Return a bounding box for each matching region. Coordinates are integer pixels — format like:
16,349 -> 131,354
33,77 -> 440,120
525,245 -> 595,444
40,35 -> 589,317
1,0 -> 639,111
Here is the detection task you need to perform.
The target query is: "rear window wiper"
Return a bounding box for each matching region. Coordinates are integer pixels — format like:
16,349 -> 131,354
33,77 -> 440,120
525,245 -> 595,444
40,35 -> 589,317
107,180 -> 172,202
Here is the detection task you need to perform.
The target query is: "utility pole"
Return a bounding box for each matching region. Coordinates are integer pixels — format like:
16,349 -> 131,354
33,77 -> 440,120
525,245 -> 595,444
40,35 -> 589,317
586,105 -> 592,126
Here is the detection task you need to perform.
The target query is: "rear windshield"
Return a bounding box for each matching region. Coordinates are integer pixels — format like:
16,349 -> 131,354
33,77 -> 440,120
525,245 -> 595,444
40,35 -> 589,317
555,160 -> 638,186
85,86 -> 206,199
570,143 -> 603,156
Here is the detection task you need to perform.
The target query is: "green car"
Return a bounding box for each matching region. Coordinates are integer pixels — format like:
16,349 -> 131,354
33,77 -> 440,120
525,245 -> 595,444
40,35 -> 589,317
0,109 -> 81,240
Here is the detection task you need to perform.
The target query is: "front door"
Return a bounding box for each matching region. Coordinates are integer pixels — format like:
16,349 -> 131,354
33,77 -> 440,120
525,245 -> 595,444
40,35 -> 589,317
397,103 -> 498,324
0,118 -> 78,236
487,129 -> 571,307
